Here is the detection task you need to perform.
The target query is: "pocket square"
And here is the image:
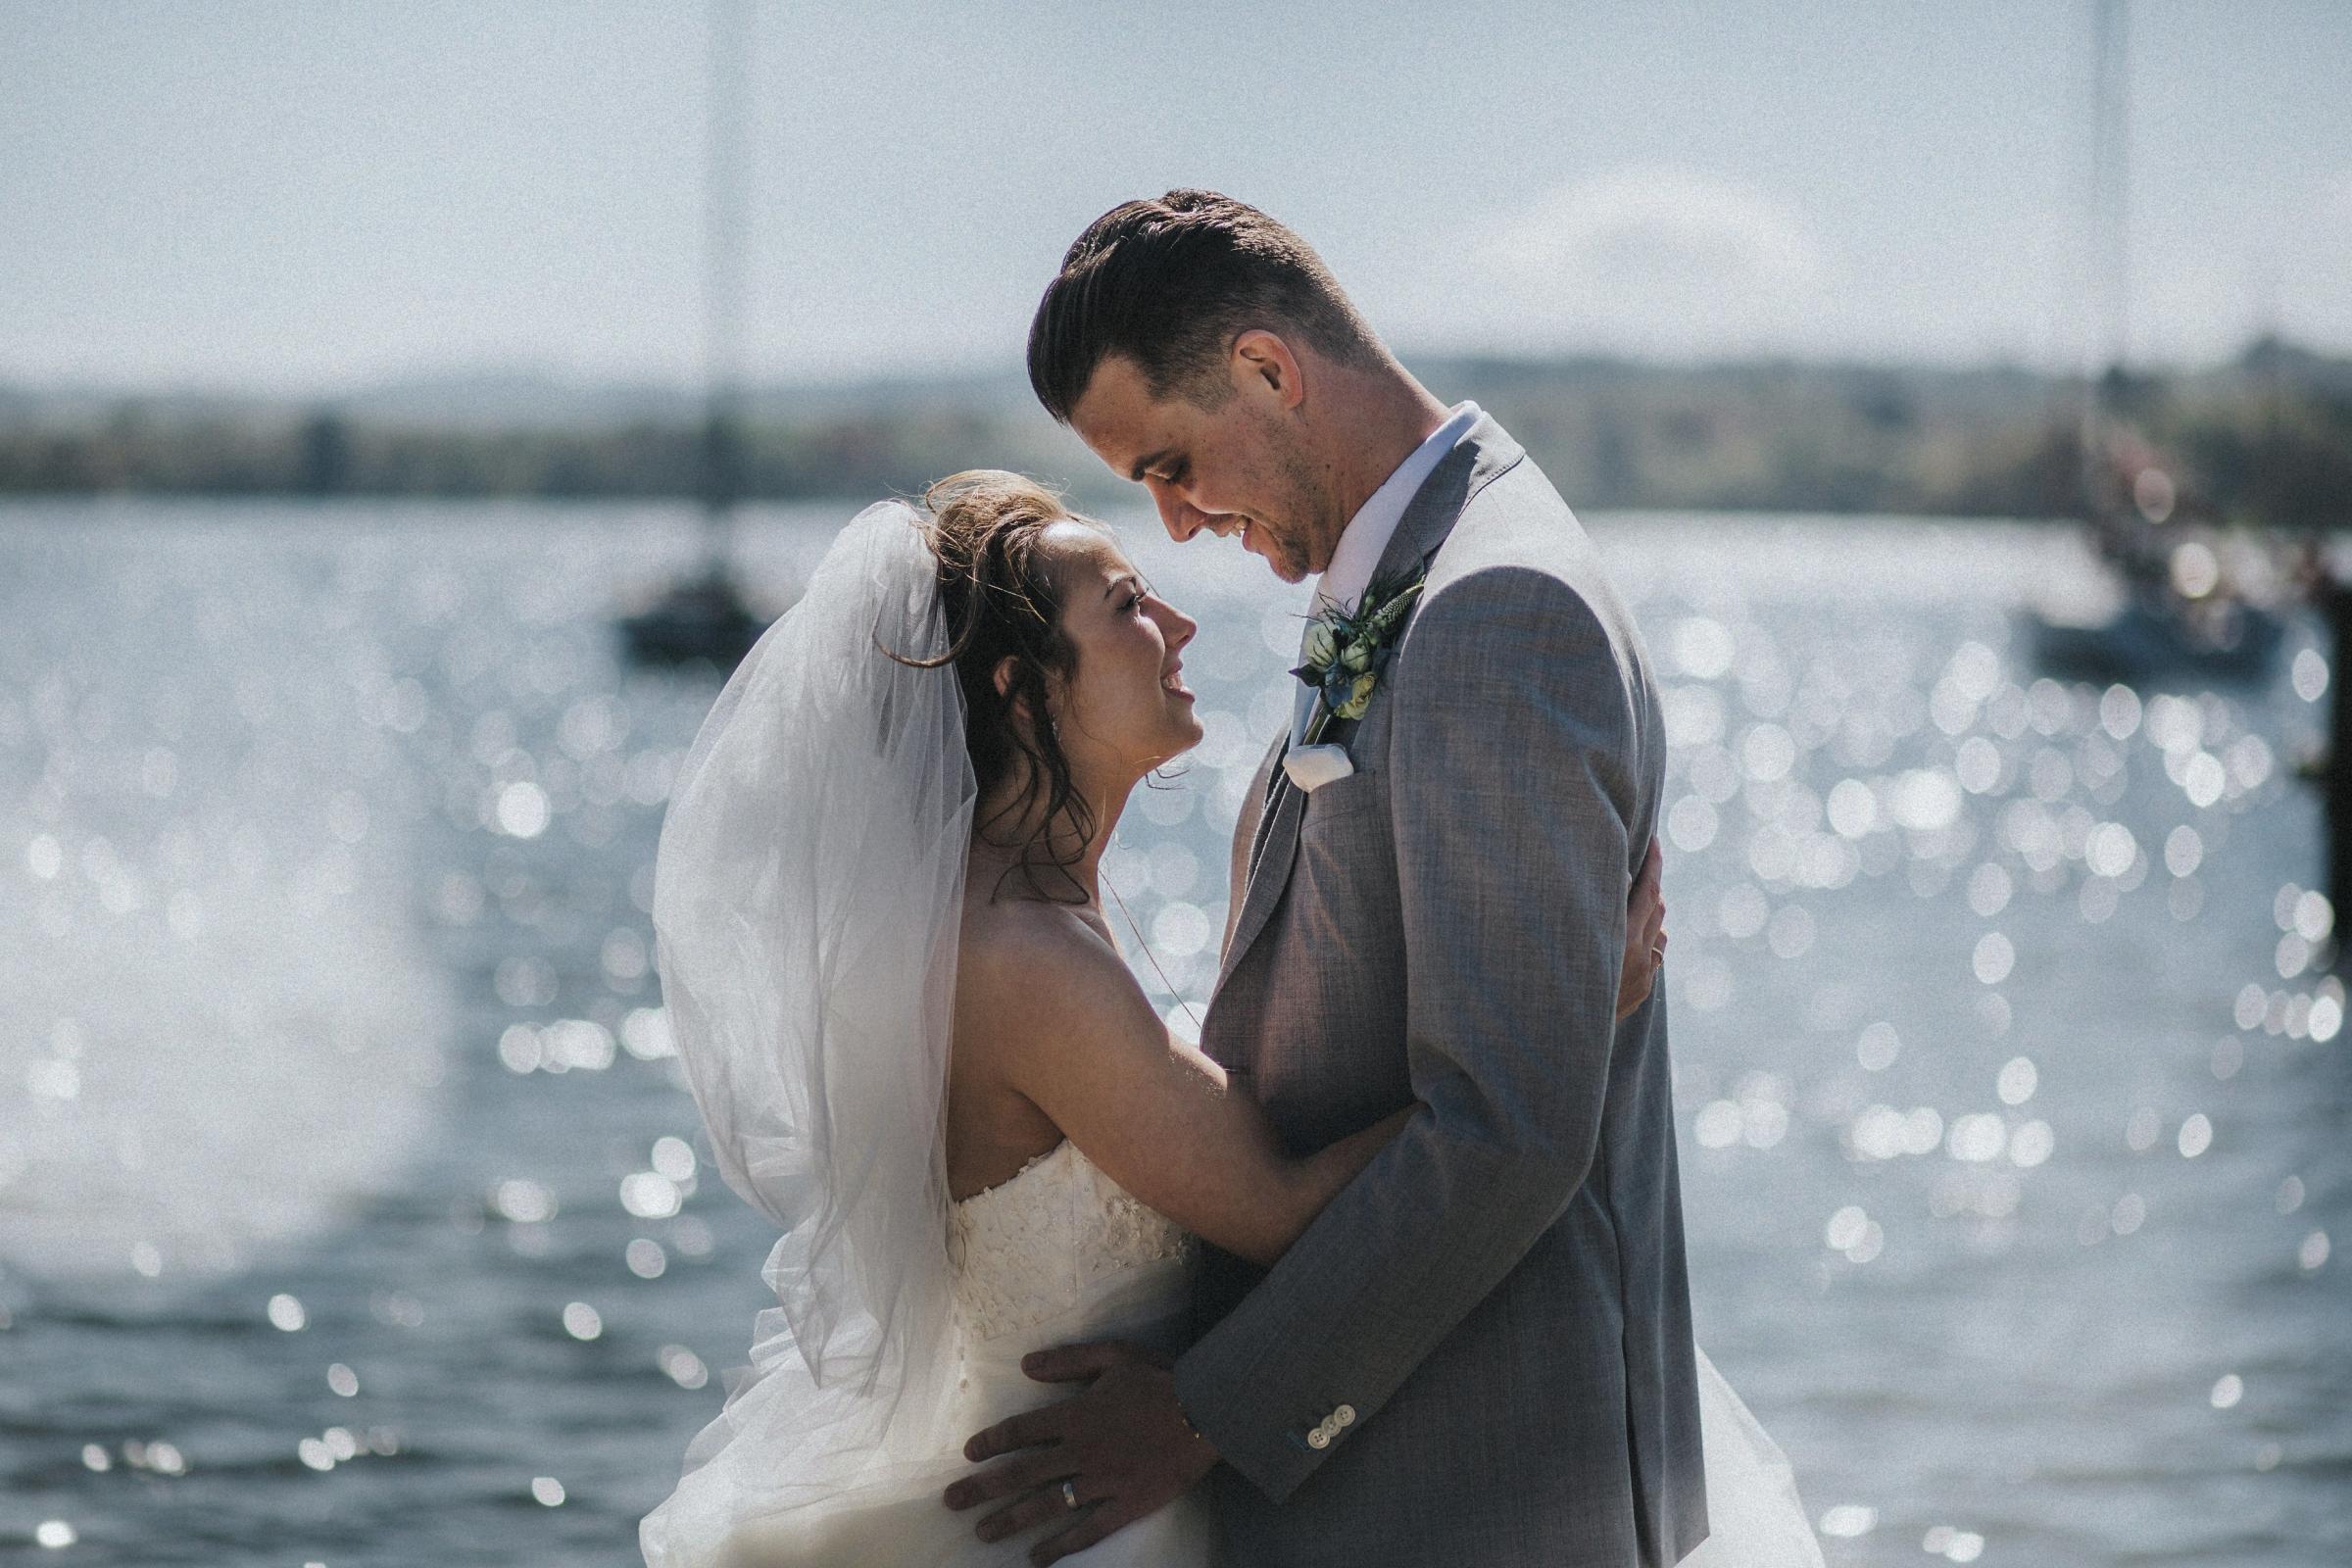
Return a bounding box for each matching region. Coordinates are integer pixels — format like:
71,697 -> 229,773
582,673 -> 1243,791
1282,743 -> 1355,792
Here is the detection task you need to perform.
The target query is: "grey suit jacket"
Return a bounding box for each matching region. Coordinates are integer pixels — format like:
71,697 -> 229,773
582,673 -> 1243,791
1172,415 -> 1707,1567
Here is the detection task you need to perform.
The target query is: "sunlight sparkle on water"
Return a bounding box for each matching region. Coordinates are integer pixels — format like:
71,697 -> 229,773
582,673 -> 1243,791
620,1172 -> 682,1219
492,1179 -> 556,1224
26,833 -> 62,879
2291,647 -> 2329,702
1818,1504 -> 1876,1538
497,1024 -> 542,1074
620,1005 -> 677,1059
540,1018 -> 615,1072
2178,1114 -> 2214,1158
1947,1114 -> 2006,1163
6,511 -> 2343,1566
1855,1021 -> 1900,1071
1971,932 -> 2014,985
659,1344 -> 710,1390
1923,1525 -> 1986,1562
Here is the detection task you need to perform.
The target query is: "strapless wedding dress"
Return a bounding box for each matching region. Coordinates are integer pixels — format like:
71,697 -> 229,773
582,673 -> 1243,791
641,1141 -> 1216,1566
644,1138 -> 1819,1567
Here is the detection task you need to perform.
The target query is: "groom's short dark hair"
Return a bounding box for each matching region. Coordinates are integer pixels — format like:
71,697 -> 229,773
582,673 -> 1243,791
1027,189 -> 1381,423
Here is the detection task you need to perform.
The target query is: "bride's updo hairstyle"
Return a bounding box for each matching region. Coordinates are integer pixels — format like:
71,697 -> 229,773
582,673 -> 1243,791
893,468 -> 1102,899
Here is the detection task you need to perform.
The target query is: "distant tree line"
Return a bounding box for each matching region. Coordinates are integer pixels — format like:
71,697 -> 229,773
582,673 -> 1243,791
3,340 -> 2346,526
0,406 -> 1037,506
1454,339 -> 2352,527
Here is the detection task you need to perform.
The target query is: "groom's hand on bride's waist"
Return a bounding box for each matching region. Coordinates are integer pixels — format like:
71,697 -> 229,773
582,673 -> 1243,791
944,1340 -> 1218,1566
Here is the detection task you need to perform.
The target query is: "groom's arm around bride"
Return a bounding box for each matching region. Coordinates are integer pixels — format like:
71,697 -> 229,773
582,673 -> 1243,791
961,191 -> 1708,1568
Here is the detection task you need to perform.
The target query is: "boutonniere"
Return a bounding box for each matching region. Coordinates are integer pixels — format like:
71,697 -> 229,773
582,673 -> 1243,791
1283,568 -> 1425,791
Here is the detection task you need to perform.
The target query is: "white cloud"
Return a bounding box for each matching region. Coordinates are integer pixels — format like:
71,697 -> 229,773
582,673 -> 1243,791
1490,167 -> 1827,293
1388,167 -> 1842,360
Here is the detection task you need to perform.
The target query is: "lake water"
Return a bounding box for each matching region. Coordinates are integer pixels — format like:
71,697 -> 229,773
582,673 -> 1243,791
2,499 -> 2345,1566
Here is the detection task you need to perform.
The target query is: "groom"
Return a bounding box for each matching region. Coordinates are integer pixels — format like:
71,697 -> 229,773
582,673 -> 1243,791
956,190 -> 1706,1566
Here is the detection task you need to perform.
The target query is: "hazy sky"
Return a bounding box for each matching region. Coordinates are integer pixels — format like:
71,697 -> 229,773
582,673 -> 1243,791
5,0 -> 2349,393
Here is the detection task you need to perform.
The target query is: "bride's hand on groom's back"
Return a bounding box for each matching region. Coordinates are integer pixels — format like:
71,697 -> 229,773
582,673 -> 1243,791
1615,836 -> 1667,1022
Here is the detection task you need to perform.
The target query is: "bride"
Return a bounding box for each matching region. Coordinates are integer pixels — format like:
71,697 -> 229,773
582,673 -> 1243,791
640,475 -> 1822,1566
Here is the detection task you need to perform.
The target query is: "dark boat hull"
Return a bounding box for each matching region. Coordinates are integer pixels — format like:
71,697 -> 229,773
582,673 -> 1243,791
2031,597 -> 2285,686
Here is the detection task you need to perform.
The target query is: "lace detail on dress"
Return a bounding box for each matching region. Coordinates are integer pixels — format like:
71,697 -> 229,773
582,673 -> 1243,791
947,1142 -> 1192,1342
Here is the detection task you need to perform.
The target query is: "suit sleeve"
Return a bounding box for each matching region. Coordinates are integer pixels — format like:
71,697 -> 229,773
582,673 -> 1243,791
1172,565 -> 1640,1501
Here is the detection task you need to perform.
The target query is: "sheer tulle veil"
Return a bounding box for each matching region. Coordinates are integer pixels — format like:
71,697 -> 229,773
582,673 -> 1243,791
642,501 -> 979,1556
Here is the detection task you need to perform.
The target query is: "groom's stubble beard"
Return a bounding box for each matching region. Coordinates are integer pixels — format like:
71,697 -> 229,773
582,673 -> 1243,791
1250,411 -> 1344,584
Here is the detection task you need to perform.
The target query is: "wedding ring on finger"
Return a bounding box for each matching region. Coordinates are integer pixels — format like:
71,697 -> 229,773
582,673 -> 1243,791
1060,1479 -> 1080,1512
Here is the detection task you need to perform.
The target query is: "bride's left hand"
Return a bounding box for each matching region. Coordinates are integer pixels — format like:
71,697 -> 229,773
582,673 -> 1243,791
1616,836 -> 1667,1021
946,1341 -> 1217,1565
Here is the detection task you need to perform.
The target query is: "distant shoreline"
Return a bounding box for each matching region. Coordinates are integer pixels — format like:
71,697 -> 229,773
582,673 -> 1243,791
0,493 -> 2084,531
3,340 -> 2345,526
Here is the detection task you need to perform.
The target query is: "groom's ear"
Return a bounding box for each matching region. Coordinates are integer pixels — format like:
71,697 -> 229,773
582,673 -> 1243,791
1231,329 -> 1306,412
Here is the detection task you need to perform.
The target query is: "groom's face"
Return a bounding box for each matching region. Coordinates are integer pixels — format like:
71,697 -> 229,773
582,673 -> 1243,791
1067,352 -> 1334,584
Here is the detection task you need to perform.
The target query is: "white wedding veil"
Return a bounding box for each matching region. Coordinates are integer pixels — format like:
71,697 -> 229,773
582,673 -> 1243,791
642,500 -> 978,1559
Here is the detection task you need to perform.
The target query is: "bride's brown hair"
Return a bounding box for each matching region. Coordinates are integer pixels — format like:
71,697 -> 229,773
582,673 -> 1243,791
890,469 -> 1102,901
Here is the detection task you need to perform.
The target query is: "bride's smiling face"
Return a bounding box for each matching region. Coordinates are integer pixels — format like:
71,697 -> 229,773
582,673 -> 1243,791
1038,524 -> 1203,775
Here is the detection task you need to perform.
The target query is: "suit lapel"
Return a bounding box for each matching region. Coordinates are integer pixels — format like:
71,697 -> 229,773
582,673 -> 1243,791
1209,415 -> 1526,1005
1361,412 -> 1506,590
1217,772 -> 1304,998
1247,748 -> 1288,873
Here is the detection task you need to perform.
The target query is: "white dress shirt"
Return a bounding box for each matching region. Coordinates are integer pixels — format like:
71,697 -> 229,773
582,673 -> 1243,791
1292,401 -> 1481,744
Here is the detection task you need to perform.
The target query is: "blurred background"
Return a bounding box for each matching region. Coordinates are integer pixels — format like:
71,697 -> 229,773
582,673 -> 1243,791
3,2 -> 2348,1564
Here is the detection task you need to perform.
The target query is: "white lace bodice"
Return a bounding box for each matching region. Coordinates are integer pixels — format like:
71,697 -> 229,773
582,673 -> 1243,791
648,1149 -> 1215,1568
947,1141 -> 1193,1342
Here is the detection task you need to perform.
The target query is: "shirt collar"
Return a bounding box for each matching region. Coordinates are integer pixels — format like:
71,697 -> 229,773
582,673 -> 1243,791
1311,401 -> 1480,615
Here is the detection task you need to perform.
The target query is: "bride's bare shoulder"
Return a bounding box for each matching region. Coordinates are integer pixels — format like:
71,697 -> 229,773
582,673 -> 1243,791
956,895 -> 1140,1050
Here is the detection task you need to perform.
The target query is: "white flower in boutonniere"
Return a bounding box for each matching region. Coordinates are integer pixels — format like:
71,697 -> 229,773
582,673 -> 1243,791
1283,743 -> 1356,791
1282,568 -> 1426,791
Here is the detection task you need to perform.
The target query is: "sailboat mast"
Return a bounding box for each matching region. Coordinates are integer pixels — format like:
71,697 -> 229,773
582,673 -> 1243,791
701,0 -> 752,571
2080,0 -> 2131,520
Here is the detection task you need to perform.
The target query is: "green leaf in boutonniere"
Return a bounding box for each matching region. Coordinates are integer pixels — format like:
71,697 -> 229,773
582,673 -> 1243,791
1290,569 -> 1426,745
